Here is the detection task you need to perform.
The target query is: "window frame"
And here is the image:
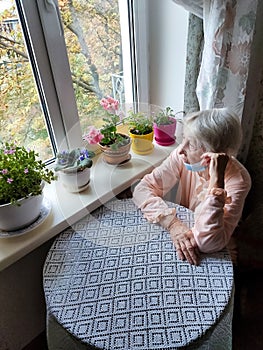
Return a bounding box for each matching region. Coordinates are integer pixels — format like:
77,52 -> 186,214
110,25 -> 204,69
130,0 -> 149,105
16,0 -> 143,157
18,0 -> 82,153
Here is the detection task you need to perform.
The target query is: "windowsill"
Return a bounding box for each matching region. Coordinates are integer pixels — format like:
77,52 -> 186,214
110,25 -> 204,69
0,142 -> 177,271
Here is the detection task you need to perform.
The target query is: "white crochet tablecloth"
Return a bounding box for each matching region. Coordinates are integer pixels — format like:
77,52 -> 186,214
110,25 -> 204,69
43,198 -> 234,350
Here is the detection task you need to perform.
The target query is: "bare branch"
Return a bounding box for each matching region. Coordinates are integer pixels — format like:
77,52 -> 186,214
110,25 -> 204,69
0,34 -> 28,59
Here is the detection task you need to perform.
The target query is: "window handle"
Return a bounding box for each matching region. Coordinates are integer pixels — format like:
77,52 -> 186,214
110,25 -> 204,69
44,0 -> 63,36
44,0 -> 56,12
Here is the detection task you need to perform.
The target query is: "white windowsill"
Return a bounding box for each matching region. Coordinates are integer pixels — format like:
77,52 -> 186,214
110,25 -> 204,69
0,143 -> 177,271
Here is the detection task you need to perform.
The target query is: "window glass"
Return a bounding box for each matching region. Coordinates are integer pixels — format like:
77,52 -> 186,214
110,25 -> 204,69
58,0 -> 125,133
0,0 -> 54,160
0,0 -> 127,160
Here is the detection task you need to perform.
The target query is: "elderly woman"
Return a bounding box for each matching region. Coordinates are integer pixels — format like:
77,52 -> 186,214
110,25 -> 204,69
132,108 -> 251,265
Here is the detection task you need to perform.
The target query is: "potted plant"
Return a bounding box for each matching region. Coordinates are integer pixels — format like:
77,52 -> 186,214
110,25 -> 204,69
127,110 -> 154,154
153,107 -> 180,146
0,141 -> 56,231
84,96 -> 131,165
54,148 -> 94,192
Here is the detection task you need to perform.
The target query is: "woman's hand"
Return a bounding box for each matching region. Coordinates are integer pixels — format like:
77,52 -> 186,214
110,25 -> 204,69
201,152 -> 229,189
169,224 -> 199,265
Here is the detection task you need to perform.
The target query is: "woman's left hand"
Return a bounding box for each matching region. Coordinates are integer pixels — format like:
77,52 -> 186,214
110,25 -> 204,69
201,152 -> 229,189
169,225 -> 199,265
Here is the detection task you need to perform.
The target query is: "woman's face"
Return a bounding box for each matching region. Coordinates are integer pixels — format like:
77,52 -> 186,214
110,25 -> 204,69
178,131 -> 205,164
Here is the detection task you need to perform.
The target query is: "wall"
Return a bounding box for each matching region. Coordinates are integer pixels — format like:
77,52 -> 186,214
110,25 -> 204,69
234,1 -> 263,269
238,70 -> 263,269
0,239 -> 55,350
148,0 -> 188,112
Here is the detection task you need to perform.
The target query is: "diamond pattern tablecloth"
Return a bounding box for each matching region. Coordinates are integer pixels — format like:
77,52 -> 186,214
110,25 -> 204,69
43,198 -> 234,349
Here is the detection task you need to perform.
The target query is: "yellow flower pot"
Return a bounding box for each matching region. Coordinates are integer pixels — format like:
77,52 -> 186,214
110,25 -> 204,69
129,131 -> 154,155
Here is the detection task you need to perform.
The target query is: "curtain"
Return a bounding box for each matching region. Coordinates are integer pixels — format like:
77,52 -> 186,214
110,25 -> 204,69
171,0 -> 203,18
183,13 -> 203,112
173,0 -> 259,160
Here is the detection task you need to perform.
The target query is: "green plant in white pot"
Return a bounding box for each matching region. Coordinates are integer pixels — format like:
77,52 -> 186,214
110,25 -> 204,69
0,141 -> 56,231
54,148 -> 94,193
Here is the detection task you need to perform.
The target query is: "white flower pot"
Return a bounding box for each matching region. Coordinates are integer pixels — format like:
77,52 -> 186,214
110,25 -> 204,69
0,193 -> 44,231
58,168 -> 91,193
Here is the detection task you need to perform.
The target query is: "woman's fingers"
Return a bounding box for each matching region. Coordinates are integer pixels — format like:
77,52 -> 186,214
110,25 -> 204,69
200,153 -> 211,166
183,239 -> 198,265
201,152 -> 229,166
170,229 -> 199,265
174,238 -> 199,265
173,239 -> 184,260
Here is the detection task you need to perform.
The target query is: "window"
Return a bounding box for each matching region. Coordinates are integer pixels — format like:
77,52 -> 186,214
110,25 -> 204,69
0,0 -> 54,160
0,0 -> 135,161
57,0 -> 126,133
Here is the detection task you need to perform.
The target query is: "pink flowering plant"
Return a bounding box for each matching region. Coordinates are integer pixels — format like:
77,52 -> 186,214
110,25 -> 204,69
0,141 -> 56,205
84,96 -> 130,150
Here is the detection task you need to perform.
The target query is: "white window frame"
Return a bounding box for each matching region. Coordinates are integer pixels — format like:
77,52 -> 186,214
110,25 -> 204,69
18,0 -> 82,152
131,0 -> 149,105
18,0 -> 141,154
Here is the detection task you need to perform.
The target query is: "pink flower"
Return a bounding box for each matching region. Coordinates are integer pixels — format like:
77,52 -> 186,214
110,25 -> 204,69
24,168 -> 29,174
1,169 -> 8,175
84,126 -> 104,145
228,42 -> 250,76
7,178 -> 13,184
100,96 -> 119,113
4,149 -> 15,155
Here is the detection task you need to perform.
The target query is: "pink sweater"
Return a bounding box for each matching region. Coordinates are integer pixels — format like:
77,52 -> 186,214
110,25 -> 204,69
132,148 -> 251,253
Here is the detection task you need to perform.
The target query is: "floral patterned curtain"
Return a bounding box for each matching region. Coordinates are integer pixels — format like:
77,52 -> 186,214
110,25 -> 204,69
173,0 -> 259,160
183,13 -> 203,113
173,0 -> 258,111
172,0 -> 203,18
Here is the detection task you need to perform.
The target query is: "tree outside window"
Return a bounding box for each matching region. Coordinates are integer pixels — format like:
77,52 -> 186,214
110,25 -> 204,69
0,0 -> 125,160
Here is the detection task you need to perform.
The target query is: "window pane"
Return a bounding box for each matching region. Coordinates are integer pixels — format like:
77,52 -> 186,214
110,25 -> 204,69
0,0 -> 54,161
58,0 -> 125,132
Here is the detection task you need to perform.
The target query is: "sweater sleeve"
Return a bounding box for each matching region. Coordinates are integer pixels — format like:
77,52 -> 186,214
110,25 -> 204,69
132,149 -> 183,229
192,164 -> 251,253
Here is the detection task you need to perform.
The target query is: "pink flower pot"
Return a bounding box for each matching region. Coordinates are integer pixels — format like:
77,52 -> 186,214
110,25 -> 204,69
153,118 -> 176,146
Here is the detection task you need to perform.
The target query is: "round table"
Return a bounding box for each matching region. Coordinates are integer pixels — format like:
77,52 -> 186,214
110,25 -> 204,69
43,198 -> 234,349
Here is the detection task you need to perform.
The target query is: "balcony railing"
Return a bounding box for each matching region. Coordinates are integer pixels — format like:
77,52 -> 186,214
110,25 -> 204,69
111,72 -> 125,107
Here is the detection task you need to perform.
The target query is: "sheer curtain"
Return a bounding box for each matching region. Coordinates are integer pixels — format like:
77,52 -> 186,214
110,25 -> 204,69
173,0 -> 259,160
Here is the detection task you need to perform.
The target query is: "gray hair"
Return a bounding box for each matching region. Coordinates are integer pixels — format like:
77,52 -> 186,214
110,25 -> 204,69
183,108 -> 242,155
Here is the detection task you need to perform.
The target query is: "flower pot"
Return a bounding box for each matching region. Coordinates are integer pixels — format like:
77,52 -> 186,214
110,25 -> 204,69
129,131 -> 154,155
153,118 -> 176,146
58,167 -> 91,193
99,134 -> 131,165
0,192 -> 44,231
